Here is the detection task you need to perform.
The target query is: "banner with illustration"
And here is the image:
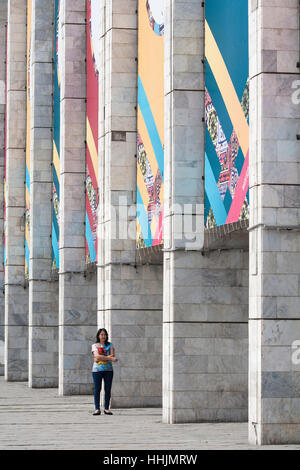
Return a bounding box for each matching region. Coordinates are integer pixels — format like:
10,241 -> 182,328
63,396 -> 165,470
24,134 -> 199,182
205,0 -> 249,229
3,23 -> 7,276
52,0 -> 61,269
25,0 -> 32,277
137,0 -> 164,248
85,0 -> 99,263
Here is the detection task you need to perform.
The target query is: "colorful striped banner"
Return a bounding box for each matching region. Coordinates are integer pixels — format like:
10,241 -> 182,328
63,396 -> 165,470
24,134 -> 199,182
137,0 -> 164,249
85,0 -> 99,263
205,0 -> 249,229
25,0 -> 32,277
52,0 -> 61,269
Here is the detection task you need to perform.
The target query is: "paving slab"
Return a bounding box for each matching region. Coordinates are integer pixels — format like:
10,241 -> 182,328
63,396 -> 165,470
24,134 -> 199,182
0,378 -> 299,450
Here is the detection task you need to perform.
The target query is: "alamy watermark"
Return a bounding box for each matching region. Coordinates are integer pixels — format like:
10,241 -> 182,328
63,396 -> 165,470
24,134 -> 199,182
292,80 -> 300,105
100,198 -> 204,250
291,340 -> 300,365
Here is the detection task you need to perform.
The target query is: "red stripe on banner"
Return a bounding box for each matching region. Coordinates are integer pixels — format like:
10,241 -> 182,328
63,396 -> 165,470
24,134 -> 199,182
153,207 -> 163,246
86,2 -> 99,147
226,149 -> 249,224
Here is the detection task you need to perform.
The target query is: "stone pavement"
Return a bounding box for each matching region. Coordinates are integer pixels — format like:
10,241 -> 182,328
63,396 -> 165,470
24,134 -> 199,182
0,377 -> 299,450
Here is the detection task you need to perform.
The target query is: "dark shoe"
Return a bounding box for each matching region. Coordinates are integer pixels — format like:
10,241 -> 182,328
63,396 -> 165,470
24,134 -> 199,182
104,410 -> 113,415
93,410 -> 101,415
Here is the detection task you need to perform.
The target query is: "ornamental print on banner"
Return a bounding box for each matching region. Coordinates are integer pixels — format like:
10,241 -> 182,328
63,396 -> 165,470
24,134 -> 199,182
25,0 -> 32,278
52,0 -> 62,269
137,0 -> 164,249
86,0 -> 99,264
204,0 -> 249,229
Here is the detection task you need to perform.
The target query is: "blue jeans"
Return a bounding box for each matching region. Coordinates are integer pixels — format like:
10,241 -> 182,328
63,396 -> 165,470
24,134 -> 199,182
92,370 -> 114,410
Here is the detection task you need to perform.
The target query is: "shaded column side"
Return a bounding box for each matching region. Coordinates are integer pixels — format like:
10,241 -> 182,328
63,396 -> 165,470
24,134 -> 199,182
5,0 -> 28,382
28,0 -> 58,388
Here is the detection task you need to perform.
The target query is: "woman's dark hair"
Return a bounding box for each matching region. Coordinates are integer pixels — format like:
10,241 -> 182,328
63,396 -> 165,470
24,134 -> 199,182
96,328 -> 109,346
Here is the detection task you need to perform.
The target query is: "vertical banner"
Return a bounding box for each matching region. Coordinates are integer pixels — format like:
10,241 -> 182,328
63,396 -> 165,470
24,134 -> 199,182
204,0 -> 249,228
3,25 -> 7,277
85,0 -> 99,263
52,0 -> 61,269
137,0 -> 164,249
25,0 -> 32,278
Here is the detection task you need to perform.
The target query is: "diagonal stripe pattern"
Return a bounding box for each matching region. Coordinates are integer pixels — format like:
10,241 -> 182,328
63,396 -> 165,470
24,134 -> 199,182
205,4 -> 249,229
137,0 -> 164,248
85,0 -> 99,263
52,0 -> 60,269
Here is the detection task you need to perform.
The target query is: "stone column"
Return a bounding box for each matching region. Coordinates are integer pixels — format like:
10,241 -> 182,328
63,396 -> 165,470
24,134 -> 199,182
28,0 -> 58,388
0,0 -> 7,376
4,0 -> 28,382
163,0 -> 248,423
58,0 -> 97,395
98,0 -> 163,407
249,0 -> 300,445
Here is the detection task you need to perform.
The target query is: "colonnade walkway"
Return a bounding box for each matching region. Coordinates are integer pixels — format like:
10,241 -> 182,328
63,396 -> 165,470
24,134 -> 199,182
0,378 -> 299,450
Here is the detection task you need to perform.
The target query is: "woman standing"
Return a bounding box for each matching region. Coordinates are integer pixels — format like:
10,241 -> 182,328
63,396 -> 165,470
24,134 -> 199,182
91,328 -> 118,415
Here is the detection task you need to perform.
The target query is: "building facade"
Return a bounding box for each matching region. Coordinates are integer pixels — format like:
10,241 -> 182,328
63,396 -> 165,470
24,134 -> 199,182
0,0 -> 299,446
